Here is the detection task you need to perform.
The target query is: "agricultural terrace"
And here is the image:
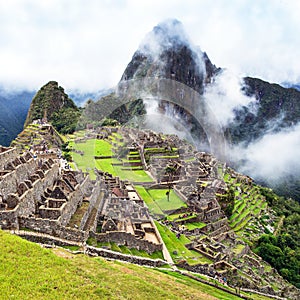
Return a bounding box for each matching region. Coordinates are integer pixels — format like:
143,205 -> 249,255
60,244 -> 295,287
69,134 -> 153,182
224,171 -> 271,242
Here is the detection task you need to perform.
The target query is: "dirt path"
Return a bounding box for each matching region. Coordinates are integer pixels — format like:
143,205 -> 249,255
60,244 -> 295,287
274,215 -> 285,236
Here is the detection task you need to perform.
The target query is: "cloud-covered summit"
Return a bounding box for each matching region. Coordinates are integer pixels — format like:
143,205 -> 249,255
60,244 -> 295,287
121,19 -> 219,93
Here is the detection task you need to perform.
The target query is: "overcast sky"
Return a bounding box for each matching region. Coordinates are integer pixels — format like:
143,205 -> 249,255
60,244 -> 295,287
0,0 -> 299,92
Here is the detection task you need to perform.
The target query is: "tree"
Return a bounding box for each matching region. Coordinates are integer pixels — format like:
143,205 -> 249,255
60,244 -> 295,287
165,165 -> 176,202
51,107 -> 81,134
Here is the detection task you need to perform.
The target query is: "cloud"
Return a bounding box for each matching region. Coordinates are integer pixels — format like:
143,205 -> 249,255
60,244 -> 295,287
0,0 -> 300,91
231,123 -> 300,183
204,70 -> 257,127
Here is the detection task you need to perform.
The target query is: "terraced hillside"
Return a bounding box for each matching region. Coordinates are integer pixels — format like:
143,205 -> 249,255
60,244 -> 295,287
224,171 -> 273,241
10,123 -> 63,152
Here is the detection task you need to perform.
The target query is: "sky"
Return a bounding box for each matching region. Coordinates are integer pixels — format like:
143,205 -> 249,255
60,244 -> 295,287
0,0 -> 300,92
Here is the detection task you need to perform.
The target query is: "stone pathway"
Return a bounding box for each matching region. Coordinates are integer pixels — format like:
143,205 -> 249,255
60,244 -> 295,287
160,238 -> 175,267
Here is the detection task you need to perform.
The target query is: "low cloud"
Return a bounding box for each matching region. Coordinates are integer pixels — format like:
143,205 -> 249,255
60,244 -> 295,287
231,123 -> 300,184
204,70 -> 257,127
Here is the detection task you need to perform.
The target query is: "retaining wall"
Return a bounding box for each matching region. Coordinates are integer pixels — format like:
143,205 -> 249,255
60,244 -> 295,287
19,216 -> 88,242
85,245 -> 166,267
90,231 -> 163,254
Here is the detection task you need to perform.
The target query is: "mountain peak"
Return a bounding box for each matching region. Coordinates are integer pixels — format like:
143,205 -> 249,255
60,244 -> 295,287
139,19 -> 189,55
121,19 -> 220,92
24,81 -> 80,134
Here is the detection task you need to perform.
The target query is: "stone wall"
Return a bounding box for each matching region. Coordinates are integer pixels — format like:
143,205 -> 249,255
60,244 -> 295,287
18,189 -> 36,217
0,210 -> 18,229
85,245 -> 166,268
0,158 -> 36,198
176,261 -> 213,276
174,186 -> 189,203
19,216 -> 88,242
14,230 -> 82,247
0,147 -> 18,169
0,164 -> 60,228
14,158 -> 37,183
90,231 -> 163,254
79,181 -> 102,231
79,175 -> 93,196
59,186 -> 83,226
42,165 -> 60,190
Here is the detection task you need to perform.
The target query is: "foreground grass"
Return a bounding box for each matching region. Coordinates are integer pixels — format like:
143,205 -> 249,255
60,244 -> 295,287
0,230 -> 230,300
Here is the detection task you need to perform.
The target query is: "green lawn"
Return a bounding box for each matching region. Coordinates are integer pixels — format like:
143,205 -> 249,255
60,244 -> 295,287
70,139 -> 113,178
185,222 -> 207,230
70,138 -> 153,182
113,165 -> 153,182
95,158 -> 117,175
135,187 -> 187,216
135,186 -> 164,215
71,139 -> 113,157
95,159 -> 153,182
147,189 -> 187,212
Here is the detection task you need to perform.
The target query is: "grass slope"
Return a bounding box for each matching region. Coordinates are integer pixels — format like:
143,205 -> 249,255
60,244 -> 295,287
0,230 -> 238,300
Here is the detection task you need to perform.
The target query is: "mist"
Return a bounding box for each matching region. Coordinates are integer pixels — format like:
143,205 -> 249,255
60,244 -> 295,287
204,70 -> 257,127
231,123 -> 300,184
131,19 -> 300,194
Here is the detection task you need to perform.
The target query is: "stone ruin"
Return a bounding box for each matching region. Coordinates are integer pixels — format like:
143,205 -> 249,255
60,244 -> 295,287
0,146 -> 100,236
96,127 -> 300,299
93,170 -> 163,254
1,128 -> 298,299
0,144 -> 162,254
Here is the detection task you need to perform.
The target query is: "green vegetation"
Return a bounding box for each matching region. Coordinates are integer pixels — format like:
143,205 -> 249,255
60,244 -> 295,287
0,230 -> 232,300
81,95 -> 145,128
224,173 -> 269,239
155,222 -> 212,265
135,186 -> 187,216
95,158 -> 116,174
184,222 -> 207,230
222,174 -> 300,287
70,138 -> 153,182
24,81 -> 80,134
147,189 -> 187,211
218,187 -> 235,217
51,107 -> 81,134
70,139 -> 103,178
254,187 -> 300,288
